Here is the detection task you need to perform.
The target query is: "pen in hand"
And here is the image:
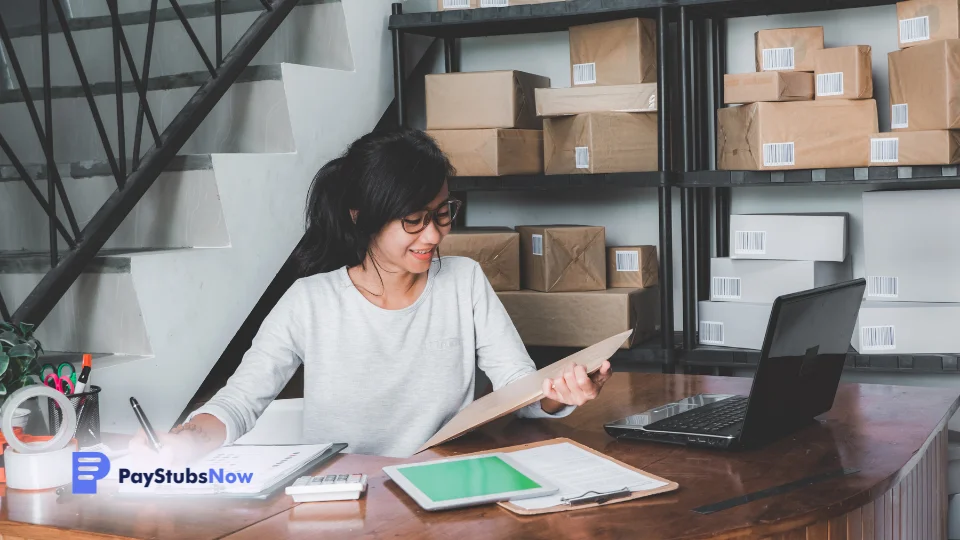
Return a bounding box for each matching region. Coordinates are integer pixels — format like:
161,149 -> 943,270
130,397 -> 163,452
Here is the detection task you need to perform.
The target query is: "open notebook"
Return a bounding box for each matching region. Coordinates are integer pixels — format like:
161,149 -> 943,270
112,443 -> 341,498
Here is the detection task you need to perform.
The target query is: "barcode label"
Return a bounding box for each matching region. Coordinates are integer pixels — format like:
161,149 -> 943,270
699,321 -> 724,346
480,0 -> 508,6
861,325 -> 896,351
763,142 -> 795,167
615,251 -> 640,272
891,104 -> 908,129
762,47 -> 795,71
712,277 -> 742,300
573,63 -> 597,85
443,0 -> 471,7
734,231 -> 767,255
867,276 -> 899,298
575,146 -> 590,169
532,234 -> 543,256
900,16 -> 931,43
816,72 -> 844,96
870,138 -> 899,164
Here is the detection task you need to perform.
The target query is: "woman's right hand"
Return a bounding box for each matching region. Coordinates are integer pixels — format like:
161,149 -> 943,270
127,414 -> 227,467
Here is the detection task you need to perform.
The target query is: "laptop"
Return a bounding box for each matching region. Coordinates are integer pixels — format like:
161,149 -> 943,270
605,279 -> 866,450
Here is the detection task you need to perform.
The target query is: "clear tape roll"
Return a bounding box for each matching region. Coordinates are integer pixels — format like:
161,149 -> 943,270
1,385 -> 76,454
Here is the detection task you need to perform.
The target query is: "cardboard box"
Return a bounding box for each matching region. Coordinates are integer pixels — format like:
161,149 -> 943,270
535,84 -> 658,117
717,100 -> 879,171
439,228 -> 520,291
869,131 -> 960,165
755,27 -> 825,72
544,112 -> 657,174
710,258 -> 850,303
425,71 -> 551,130
897,0 -> 960,48
863,189 -> 960,302
698,301 -> 773,350
888,40 -> 960,131
608,246 -> 658,288
814,46 -> 873,100
723,72 -> 814,104
498,288 -> 660,349
569,18 -> 657,86
729,214 -> 847,262
516,225 -> 606,292
852,302 -> 960,354
427,129 -> 543,176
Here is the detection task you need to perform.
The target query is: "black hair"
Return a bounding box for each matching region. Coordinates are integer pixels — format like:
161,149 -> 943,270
295,128 -> 453,277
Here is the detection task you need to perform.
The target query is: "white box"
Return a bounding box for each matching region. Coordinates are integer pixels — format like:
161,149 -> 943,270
729,214 -> 847,262
698,301 -> 773,350
852,302 -> 960,354
863,189 -> 960,302
710,258 -> 850,303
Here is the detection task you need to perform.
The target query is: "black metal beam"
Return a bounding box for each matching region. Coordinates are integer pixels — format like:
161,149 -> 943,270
391,3 -> 407,127
169,0 -> 218,78
41,0 -> 57,269
712,18 -> 730,258
656,7 -> 675,373
12,0 -> 303,327
49,0 -> 124,189
679,7 -> 697,354
112,0 -> 126,178
133,0 -> 160,170
216,0 -> 224,67
0,288 -> 9,322
106,0 -> 162,148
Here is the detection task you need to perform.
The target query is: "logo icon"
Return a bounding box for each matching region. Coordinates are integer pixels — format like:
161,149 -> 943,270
72,452 -> 111,494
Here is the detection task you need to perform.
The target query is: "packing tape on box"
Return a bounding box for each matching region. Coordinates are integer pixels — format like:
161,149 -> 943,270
1,385 -> 77,454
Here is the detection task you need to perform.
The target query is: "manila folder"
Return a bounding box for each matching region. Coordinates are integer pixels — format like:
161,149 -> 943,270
417,329 -> 632,453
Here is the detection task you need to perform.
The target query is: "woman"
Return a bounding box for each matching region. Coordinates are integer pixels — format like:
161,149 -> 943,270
132,129 -> 613,460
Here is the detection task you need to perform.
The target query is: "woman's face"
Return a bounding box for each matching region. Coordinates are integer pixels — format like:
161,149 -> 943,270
370,183 -> 452,275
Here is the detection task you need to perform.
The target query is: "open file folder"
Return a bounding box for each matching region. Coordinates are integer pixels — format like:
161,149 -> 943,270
417,329 -> 633,453
461,438 -> 678,515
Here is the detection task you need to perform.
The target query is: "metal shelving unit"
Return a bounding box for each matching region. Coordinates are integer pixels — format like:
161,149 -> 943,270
390,1 -> 680,373
390,0 -> 959,376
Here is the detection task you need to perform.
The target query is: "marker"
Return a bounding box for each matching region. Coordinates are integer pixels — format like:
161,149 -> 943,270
73,354 -> 92,394
130,397 -> 163,452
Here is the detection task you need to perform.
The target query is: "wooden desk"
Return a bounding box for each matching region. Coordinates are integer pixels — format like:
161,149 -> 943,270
2,374 -> 958,540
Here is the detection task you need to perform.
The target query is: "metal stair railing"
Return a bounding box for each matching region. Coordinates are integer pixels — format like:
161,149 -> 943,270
0,0 -> 302,327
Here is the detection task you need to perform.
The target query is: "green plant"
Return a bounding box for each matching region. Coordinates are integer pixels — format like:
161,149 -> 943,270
0,321 -> 43,407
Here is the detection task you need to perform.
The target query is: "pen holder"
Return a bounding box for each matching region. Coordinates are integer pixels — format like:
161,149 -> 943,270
48,385 -> 101,448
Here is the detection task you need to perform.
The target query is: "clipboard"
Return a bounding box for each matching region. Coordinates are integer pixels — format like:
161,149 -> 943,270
457,437 -> 678,515
417,330 -> 632,453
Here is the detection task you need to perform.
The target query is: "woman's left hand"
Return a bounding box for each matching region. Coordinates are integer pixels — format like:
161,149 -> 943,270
540,361 -> 613,412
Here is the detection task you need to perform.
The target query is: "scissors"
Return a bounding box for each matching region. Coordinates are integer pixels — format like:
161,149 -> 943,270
42,362 -> 76,395
41,362 -> 77,386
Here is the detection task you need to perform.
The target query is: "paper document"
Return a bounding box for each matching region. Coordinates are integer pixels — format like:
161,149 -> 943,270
111,443 -> 332,495
506,442 -> 667,510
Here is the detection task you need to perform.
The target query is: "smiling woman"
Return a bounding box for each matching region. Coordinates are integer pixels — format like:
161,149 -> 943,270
128,129 -> 614,461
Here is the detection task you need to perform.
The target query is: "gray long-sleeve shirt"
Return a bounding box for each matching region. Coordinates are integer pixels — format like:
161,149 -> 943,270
191,256 -> 572,457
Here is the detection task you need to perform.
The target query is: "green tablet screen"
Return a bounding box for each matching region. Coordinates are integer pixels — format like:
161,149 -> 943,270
397,456 -> 541,502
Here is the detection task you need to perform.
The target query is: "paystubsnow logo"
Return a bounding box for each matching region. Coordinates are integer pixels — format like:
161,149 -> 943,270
71,451 -> 254,494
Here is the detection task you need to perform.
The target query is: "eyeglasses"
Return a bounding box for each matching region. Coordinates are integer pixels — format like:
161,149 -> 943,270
402,198 -> 462,234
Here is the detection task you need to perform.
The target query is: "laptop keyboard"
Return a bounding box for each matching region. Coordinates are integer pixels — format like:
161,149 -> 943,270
647,396 -> 749,434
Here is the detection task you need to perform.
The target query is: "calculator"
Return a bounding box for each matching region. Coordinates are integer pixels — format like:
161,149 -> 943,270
285,474 -> 367,502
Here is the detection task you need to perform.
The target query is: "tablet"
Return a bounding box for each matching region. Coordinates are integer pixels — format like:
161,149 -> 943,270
383,453 -> 558,511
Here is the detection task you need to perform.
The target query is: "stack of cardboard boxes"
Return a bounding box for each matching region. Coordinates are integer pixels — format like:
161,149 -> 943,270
535,18 -> 659,174
869,0 -> 960,166
854,189 -> 960,354
440,226 -> 661,350
426,70 -> 550,176
699,214 -> 851,349
719,26 -> 880,170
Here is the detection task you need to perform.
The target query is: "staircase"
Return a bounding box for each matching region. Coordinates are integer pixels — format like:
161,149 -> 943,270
0,0 -> 432,433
